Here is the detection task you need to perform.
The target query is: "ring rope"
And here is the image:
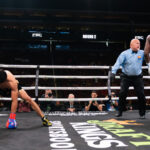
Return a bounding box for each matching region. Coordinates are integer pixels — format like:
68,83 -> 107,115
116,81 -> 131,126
14,75 -> 150,79
0,64 -> 149,102
0,64 -> 108,69
15,75 -> 109,79
0,96 -> 150,101
0,64 -> 148,69
35,65 -> 40,101
22,86 -> 150,90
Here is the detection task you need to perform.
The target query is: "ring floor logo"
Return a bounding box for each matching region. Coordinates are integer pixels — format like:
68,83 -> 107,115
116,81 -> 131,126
88,119 -> 150,147
49,121 -> 77,150
48,119 -> 150,150
70,122 -> 127,149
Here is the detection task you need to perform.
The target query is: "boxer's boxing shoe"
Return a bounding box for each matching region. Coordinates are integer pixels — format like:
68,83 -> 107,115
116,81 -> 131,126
42,116 -> 52,127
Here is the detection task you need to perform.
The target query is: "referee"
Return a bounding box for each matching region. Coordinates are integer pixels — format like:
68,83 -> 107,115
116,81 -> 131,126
111,38 -> 146,119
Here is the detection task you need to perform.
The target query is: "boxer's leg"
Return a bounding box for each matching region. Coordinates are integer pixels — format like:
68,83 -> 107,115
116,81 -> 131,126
18,88 -> 52,126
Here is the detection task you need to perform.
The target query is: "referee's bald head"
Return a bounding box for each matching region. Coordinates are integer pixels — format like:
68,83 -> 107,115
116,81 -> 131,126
130,39 -> 140,51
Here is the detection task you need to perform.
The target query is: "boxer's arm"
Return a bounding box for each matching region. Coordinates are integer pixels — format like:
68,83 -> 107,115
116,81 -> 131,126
10,81 -> 19,113
144,35 -> 150,63
5,70 -> 17,82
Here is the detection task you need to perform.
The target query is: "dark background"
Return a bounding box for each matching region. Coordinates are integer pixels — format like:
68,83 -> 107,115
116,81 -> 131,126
0,0 -> 150,111
0,0 -> 150,65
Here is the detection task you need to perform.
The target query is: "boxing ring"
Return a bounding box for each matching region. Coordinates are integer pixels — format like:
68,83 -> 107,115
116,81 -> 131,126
0,64 -> 150,150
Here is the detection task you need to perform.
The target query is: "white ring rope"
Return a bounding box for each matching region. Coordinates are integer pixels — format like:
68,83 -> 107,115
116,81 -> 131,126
0,64 -> 108,69
0,96 -> 150,101
22,86 -> 150,90
14,75 -> 150,79
0,64 -> 150,102
0,64 -> 148,69
15,75 -> 109,79
0,64 -> 37,69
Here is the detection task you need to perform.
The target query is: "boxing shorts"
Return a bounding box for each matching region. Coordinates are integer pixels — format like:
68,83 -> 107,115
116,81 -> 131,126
0,70 -> 7,83
18,84 -> 22,91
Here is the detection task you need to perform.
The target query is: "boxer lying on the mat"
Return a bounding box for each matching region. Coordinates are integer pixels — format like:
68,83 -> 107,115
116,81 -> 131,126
0,69 -> 52,128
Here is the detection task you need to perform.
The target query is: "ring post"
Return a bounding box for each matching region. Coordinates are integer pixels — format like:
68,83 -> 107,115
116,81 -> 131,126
107,66 -> 112,103
35,65 -> 40,103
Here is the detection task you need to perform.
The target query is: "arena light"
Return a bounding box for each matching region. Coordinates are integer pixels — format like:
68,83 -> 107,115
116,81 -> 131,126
32,32 -> 42,38
82,34 -> 97,39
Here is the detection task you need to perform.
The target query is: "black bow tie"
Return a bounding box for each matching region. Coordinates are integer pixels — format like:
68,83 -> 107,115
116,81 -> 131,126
132,51 -> 138,54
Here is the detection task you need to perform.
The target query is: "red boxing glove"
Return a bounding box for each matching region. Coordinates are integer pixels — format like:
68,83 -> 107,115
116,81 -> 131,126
6,113 -> 17,129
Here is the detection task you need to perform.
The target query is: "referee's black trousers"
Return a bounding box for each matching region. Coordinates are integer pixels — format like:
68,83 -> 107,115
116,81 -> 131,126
118,73 -> 146,116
